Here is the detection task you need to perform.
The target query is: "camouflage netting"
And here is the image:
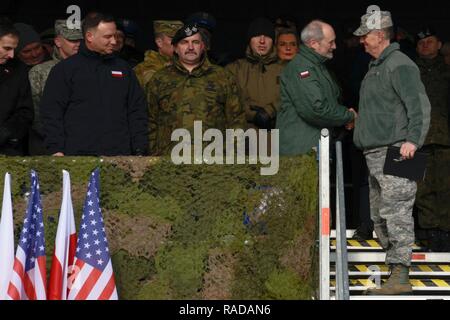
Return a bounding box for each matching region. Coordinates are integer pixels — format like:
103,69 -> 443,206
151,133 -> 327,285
0,155 -> 318,300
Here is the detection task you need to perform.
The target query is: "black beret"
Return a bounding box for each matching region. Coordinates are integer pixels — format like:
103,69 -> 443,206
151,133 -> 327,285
416,26 -> 438,42
171,23 -> 200,45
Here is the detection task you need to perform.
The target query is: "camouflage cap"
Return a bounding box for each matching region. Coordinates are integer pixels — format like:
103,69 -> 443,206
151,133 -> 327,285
54,19 -> 83,41
153,20 -> 184,38
354,10 -> 393,36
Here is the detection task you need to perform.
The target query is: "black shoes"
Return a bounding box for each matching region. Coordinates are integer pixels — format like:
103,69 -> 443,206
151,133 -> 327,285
353,225 -> 374,241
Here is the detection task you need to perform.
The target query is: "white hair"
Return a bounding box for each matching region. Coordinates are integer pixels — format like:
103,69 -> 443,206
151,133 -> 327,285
300,20 -> 326,44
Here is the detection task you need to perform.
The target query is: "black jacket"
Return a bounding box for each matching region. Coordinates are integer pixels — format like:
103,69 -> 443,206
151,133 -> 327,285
0,59 -> 34,156
41,42 -> 148,156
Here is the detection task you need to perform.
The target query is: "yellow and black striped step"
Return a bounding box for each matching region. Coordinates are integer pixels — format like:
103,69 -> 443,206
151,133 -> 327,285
331,239 -> 422,250
331,278 -> 450,290
331,264 -> 450,273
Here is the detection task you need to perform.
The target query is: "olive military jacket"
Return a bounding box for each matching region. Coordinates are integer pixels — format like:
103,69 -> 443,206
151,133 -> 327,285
276,45 -> 354,155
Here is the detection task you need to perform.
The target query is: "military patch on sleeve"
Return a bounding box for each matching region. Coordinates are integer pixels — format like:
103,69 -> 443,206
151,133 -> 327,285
299,71 -> 310,79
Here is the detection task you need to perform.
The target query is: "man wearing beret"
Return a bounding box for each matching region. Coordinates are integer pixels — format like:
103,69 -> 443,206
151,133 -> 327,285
353,9 -> 431,295
146,23 -> 245,155
134,20 -> 183,88
28,19 -> 83,155
414,26 -> 450,252
226,17 -> 284,132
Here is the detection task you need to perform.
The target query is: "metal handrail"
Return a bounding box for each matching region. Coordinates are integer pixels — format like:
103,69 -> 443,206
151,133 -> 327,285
335,141 -> 350,300
319,129 -> 330,300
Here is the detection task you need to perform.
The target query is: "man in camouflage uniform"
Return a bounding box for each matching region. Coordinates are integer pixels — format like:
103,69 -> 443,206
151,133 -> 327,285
134,20 -> 183,89
353,10 -> 431,295
28,20 -> 83,155
414,26 -> 450,252
146,23 -> 245,155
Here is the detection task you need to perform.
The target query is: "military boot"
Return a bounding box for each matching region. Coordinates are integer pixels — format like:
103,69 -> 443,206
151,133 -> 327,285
364,264 -> 413,295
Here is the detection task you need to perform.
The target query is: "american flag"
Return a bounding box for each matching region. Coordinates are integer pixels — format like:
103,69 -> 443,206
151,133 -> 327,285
7,170 -> 47,300
67,168 -> 118,300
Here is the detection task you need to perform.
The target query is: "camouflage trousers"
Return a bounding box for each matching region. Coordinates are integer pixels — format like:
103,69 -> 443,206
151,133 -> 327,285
416,145 -> 450,231
365,146 -> 416,267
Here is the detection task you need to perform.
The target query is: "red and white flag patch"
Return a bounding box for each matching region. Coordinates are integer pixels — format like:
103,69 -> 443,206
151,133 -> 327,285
299,71 -> 310,79
111,70 -> 124,78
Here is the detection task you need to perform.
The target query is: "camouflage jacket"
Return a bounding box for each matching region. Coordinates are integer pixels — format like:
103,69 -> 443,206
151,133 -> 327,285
416,55 -> 450,146
146,55 -> 246,156
134,50 -> 171,89
28,48 -> 62,134
226,46 -> 284,128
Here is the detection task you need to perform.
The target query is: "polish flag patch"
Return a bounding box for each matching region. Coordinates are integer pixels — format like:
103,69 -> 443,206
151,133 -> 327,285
111,70 -> 124,78
299,71 -> 310,79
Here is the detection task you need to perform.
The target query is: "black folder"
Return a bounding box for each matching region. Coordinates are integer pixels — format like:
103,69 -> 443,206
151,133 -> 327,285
383,146 -> 428,181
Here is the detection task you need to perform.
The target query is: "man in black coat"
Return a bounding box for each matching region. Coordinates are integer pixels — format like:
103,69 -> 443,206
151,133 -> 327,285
0,18 -> 34,156
41,12 -> 148,156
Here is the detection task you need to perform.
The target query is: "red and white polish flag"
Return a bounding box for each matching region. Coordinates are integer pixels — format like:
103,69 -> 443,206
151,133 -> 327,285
48,170 -> 77,300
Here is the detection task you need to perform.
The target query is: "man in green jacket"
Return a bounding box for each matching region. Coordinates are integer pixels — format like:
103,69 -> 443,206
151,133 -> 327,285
226,17 -> 284,131
353,10 -> 431,295
276,20 -> 356,155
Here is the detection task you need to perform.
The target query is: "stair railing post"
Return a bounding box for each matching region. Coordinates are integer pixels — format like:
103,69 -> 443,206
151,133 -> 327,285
319,129 -> 330,300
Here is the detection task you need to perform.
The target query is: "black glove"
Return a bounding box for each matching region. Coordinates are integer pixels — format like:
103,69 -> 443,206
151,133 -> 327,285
0,126 -> 11,146
250,106 -> 275,130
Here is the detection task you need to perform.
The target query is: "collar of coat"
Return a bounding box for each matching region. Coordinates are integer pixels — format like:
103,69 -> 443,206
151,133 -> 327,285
51,46 -> 64,62
172,53 -> 213,76
245,46 -> 279,66
143,50 -> 171,65
298,44 -> 329,65
79,41 -> 116,61
415,54 -> 446,69
369,42 -> 400,67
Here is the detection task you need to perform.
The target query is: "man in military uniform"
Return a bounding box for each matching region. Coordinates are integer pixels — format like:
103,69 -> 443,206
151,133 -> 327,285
414,26 -> 450,252
134,20 -> 183,89
28,19 -> 83,155
353,10 -> 431,295
146,23 -> 245,156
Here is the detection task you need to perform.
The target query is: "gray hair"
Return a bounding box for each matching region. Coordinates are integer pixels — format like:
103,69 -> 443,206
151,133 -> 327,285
300,20 -> 325,44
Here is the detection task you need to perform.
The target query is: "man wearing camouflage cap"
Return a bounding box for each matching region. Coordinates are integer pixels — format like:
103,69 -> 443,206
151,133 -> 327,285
353,8 -> 431,295
146,23 -> 245,155
28,19 -> 83,155
414,26 -> 450,252
134,20 -> 183,88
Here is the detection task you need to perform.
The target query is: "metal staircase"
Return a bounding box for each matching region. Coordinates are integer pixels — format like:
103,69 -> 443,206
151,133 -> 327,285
329,230 -> 450,300
318,129 -> 450,300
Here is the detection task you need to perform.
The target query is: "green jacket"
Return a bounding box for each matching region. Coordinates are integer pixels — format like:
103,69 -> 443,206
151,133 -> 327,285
276,45 -> 354,155
134,50 -> 171,89
354,43 -> 431,150
226,46 -> 284,128
146,55 -> 245,156
415,55 -> 450,146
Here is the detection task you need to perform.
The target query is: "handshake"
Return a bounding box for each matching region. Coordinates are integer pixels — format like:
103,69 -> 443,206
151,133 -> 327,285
345,108 -> 358,131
